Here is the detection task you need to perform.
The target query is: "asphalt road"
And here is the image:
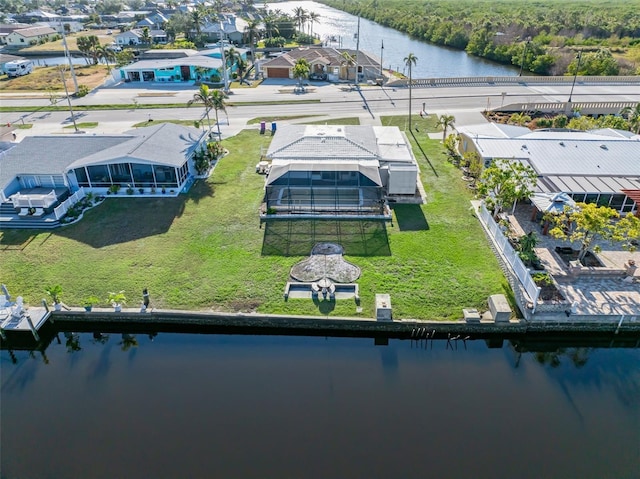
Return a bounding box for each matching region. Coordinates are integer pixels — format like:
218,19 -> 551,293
2,79 -> 639,138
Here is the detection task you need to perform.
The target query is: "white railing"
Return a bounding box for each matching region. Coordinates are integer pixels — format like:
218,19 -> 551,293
386,75 -> 640,88
53,188 -> 86,220
478,204 -> 541,311
11,190 -> 57,208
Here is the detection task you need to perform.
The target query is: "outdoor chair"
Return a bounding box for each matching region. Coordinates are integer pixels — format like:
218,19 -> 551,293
18,208 -> 29,217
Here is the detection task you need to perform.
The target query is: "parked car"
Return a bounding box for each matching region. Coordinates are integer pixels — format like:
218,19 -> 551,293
309,73 -> 327,81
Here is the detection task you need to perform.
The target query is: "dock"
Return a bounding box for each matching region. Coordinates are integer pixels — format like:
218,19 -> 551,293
0,305 -> 50,341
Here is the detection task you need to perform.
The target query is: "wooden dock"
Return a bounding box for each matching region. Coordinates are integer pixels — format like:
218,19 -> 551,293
0,306 -> 50,340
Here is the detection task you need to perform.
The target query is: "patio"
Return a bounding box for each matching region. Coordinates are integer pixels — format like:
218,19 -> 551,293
506,202 -> 640,317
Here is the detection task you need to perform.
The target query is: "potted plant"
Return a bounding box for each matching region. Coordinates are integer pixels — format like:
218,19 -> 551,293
107,291 -> 126,312
83,295 -> 100,312
46,284 -> 63,311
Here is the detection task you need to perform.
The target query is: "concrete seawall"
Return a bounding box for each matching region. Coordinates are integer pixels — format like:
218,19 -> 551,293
48,310 -> 640,338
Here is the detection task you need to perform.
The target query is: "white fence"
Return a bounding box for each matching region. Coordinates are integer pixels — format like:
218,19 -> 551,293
478,204 -> 541,312
53,188 -> 85,220
387,75 -> 640,88
11,190 -> 57,209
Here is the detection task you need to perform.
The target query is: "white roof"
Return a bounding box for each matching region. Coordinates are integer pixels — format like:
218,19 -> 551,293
266,159 -> 382,186
120,55 -> 223,70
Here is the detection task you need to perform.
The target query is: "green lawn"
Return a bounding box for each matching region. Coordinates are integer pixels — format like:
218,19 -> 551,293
0,120 -> 506,320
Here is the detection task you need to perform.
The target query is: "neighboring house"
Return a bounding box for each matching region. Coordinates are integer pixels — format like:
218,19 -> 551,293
5,26 -> 57,47
115,28 -> 167,46
119,54 -> 224,82
0,123 -> 208,207
457,123 -> 640,214
262,125 -> 419,218
0,23 -> 31,45
136,11 -> 169,30
260,46 -> 381,83
201,14 -> 248,44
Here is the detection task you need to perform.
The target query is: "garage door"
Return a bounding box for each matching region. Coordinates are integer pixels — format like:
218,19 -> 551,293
267,67 -> 289,78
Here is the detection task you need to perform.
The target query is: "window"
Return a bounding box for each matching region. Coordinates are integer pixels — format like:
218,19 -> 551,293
610,194 -> 625,211
87,165 -> 110,186
74,167 -> 89,186
109,163 -> 132,183
571,193 -> 585,203
154,165 -> 177,186
131,163 -> 154,187
585,193 -> 599,204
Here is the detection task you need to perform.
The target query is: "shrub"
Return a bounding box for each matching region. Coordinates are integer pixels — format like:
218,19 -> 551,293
76,85 -> 90,97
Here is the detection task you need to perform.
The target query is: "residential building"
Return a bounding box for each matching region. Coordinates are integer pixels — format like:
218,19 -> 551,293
5,26 -> 57,47
262,125 -> 419,219
260,46 -> 381,83
115,28 -> 167,46
457,123 -> 640,214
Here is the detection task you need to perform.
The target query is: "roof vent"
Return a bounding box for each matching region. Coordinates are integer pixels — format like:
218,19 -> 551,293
559,141 -> 565,146
522,144 -> 527,149
600,144 -> 608,150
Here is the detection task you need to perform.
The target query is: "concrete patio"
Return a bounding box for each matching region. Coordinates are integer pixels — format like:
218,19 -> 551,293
507,202 -> 640,318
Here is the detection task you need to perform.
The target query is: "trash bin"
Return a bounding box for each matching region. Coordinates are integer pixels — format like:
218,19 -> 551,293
260,121 -> 265,134
271,122 -> 277,135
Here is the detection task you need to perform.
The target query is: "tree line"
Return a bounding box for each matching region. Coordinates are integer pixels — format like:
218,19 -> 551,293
318,0 -> 640,76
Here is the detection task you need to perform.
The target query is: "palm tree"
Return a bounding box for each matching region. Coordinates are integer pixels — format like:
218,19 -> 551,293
188,84 -> 215,132
293,6 -> 308,34
95,45 -> 115,72
293,58 -> 310,90
264,13 -> 279,40
404,53 -> 418,131
436,114 -> 456,142
209,89 -> 228,138
141,26 -> 151,47
308,11 -> 320,37
621,103 -> 640,134
190,4 -> 207,38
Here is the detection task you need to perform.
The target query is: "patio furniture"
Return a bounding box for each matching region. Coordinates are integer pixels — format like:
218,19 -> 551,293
32,208 -> 44,217
18,208 -> 29,217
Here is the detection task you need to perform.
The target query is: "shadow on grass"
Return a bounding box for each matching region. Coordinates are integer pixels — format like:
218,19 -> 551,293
0,230 -> 38,250
261,219 -> 391,257
392,204 -> 429,231
313,296 -> 336,314
55,181 -> 213,247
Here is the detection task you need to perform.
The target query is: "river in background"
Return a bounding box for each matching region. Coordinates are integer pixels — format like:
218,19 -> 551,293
267,1 -> 519,78
2,331 -> 639,479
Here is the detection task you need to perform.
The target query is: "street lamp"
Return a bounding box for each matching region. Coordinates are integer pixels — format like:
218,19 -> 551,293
568,50 -> 583,103
518,37 -> 531,77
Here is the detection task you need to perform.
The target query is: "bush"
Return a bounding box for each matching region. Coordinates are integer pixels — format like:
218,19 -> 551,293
76,85 -> 90,97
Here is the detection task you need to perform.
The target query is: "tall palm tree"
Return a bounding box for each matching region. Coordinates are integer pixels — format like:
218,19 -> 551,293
436,114 -> 456,142
190,4 -> 207,38
209,89 -> 228,138
403,53 -> 418,131
308,11 -> 320,37
264,13 -> 279,39
621,103 -> 640,134
95,45 -> 115,72
188,84 -> 215,132
293,6 -> 308,34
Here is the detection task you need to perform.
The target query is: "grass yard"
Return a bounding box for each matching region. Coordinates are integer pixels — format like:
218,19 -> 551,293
0,119 -> 506,320
0,64 -> 111,92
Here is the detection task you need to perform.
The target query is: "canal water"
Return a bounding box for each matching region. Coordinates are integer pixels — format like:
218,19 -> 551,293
2,332 -> 638,478
267,1 -> 519,78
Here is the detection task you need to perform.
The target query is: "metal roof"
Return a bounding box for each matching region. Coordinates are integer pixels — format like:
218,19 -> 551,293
266,125 -> 380,160
120,55 -> 223,71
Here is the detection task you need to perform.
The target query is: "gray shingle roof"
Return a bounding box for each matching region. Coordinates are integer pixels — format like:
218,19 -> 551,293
0,123 -> 204,190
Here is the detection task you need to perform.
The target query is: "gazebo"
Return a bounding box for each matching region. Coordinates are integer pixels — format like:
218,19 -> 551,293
530,192 -> 577,235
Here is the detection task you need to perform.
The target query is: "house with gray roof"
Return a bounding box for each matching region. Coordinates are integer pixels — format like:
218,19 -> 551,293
262,125 -> 419,219
0,123 -> 209,228
457,124 -> 640,214
5,26 -> 57,47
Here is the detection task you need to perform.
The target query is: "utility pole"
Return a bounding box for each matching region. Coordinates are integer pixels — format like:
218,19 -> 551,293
58,66 -> 79,133
568,50 -> 583,103
354,15 -> 360,86
219,26 -> 230,94
518,37 -> 531,77
60,19 -> 78,94
380,40 -> 384,78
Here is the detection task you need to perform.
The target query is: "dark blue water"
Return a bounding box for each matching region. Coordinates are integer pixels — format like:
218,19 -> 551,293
268,1 -> 519,78
2,332 -> 639,479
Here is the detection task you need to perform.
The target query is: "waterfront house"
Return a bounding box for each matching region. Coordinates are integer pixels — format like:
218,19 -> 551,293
457,123 -> 640,214
0,123 -> 208,228
119,53 -> 224,82
0,24 -> 31,45
262,125 -> 419,219
260,46 -> 381,83
5,26 -> 57,47
115,28 -> 167,46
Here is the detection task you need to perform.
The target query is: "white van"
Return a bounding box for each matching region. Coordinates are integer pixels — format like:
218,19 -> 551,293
5,60 -> 33,78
